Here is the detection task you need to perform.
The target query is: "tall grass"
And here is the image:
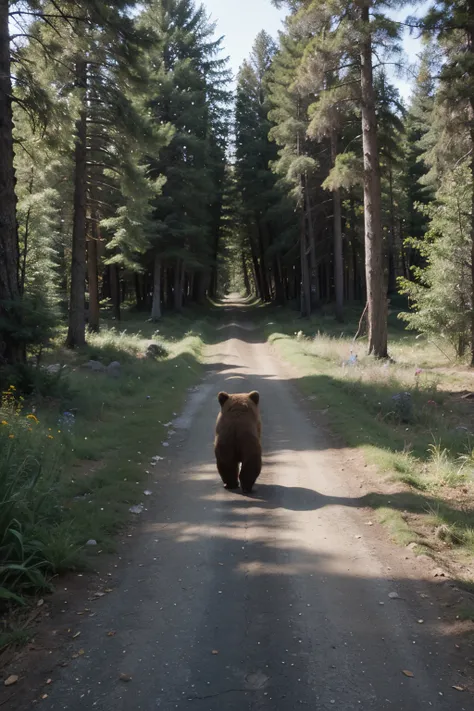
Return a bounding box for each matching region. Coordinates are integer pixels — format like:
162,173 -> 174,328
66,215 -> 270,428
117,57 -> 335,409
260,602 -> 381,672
0,388 -> 63,604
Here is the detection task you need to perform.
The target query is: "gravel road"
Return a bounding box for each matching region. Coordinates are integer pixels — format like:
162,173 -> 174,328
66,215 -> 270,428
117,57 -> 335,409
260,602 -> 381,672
34,313 -> 470,710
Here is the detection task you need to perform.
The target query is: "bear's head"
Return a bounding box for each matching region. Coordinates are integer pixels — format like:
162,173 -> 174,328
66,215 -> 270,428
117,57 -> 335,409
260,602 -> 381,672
217,391 -> 260,414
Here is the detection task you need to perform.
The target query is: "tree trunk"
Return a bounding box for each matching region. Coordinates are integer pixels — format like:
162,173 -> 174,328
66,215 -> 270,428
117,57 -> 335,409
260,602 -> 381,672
387,164 -> 397,294
110,264 -> 121,321
0,1 -> 23,364
399,218 -> 409,279
173,259 -> 183,311
300,213 -> 311,317
151,252 -> 162,321
87,216 -> 100,333
360,4 -> 388,357
209,231 -> 219,299
467,17 -> 474,365
256,222 -> 271,301
66,59 -> 88,348
470,134 -> 474,365
304,182 -> 319,308
242,251 -> 251,296
330,131 -> 344,321
250,233 -> 263,300
250,255 -> 260,297
193,271 -> 208,304
134,274 -> 143,309
165,267 -> 172,308
273,256 -> 285,305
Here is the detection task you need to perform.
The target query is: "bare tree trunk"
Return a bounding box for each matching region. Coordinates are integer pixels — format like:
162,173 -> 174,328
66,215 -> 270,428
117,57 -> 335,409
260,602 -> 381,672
87,215 -> 100,332
305,190 -> 319,308
330,131 -> 344,321
273,256 -> 285,304
242,251 -> 251,296
300,213 -> 311,318
360,3 -> 388,357
151,252 -> 162,321
0,1 -> 23,364
257,222 -> 271,301
209,231 -> 219,299
250,230 -> 264,300
387,164 -> 397,294
134,274 -> 143,309
470,135 -> 474,365
354,302 -> 368,341
173,258 -> 183,311
466,19 -> 474,366
110,264 -> 121,321
66,59 -> 88,348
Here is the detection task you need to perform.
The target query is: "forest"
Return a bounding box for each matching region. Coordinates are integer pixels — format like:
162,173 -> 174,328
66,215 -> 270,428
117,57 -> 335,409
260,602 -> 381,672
0,0 -> 473,378
2,0 -> 474,637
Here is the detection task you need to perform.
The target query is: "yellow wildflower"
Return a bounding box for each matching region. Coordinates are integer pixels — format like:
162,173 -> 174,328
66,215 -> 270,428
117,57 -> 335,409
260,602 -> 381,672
1,420 -> 7,426
8,434 -> 14,439
27,414 -> 38,422
47,435 -> 54,440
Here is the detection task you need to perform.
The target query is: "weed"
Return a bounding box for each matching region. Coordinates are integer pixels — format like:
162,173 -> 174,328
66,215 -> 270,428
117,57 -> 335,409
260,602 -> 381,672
375,507 -> 422,548
0,627 -> 32,652
428,442 -> 468,488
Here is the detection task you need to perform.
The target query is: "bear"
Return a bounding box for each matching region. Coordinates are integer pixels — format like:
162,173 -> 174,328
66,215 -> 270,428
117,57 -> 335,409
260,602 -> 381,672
214,390 -> 262,494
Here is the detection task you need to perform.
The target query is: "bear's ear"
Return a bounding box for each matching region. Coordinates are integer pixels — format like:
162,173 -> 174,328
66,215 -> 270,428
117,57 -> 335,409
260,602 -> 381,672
218,392 -> 230,406
249,391 -> 260,405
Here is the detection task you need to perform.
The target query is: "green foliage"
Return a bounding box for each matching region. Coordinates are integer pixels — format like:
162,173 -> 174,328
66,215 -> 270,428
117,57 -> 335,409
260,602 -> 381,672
399,164 -> 472,358
141,0 -> 231,281
0,294 -> 58,361
0,396 -> 62,603
322,152 -> 362,191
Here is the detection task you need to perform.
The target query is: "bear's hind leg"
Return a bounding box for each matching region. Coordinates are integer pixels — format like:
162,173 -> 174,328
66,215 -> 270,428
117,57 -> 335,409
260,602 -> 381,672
216,456 -> 239,490
239,453 -> 262,494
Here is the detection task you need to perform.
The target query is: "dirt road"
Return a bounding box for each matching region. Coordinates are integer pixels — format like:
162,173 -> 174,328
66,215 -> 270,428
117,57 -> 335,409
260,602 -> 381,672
29,309 -> 471,709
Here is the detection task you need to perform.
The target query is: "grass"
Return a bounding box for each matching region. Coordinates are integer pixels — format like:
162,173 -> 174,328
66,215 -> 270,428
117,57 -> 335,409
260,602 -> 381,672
261,304 -> 474,578
458,605 -> 474,622
0,308 -> 210,623
375,507 -> 422,547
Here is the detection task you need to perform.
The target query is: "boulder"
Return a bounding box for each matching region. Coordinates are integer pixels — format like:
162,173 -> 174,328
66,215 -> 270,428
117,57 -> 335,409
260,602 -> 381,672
107,361 -> 121,377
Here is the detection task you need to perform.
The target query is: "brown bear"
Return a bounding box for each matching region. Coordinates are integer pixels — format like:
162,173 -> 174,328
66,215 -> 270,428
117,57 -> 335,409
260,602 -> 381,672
214,391 -> 262,494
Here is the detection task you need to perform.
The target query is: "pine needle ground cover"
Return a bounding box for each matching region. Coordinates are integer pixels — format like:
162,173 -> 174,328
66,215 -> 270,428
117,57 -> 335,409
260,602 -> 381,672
264,307 -> 474,587
0,311 -> 208,648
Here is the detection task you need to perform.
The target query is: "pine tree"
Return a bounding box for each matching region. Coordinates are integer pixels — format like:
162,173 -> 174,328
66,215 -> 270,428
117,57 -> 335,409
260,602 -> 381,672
269,26 -> 317,316
235,31 -> 283,303
142,0 -> 230,317
414,1 -> 474,363
400,44 -> 436,267
275,0 -> 410,354
374,71 -> 405,294
399,163 -> 472,358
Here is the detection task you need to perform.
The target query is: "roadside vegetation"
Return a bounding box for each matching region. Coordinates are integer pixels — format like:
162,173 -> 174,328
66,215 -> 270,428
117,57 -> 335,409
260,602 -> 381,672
263,305 -> 474,585
0,310 -> 208,648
